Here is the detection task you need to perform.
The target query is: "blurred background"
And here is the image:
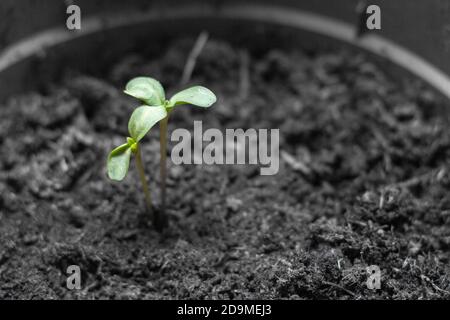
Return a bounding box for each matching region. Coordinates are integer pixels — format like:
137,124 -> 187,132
1,0 -> 450,101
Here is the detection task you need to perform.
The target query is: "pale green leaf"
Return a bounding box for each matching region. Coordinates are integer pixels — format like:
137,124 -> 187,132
107,144 -> 132,181
169,86 -> 216,108
128,105 -> 167,142
124,77 -> 165,106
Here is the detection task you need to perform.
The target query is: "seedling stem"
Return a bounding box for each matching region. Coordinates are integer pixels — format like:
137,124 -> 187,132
134,144 -> 153,217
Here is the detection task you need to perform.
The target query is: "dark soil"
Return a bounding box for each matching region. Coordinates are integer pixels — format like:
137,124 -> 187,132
1,36 -> 450,299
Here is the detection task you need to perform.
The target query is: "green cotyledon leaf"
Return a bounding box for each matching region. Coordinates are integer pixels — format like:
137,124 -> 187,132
128,105 -> 167,142
107,143 -> 132,181
124,77 -> 166,106
169,86 -> 216,108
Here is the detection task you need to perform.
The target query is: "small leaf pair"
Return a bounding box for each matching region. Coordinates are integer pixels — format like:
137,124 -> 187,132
124,76 -> 216,109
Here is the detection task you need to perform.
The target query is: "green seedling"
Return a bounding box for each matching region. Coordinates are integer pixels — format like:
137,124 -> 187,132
107,77 -> 216,231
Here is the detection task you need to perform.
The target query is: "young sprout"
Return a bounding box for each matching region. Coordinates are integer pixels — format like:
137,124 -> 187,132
107,105 -> 167,230
108,77 -> 216,231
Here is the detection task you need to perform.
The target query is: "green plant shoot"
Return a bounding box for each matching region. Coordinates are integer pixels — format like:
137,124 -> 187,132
123,76 -> 216,228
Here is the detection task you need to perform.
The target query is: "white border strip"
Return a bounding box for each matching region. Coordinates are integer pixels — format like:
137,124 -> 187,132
1,4 -> 450,99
